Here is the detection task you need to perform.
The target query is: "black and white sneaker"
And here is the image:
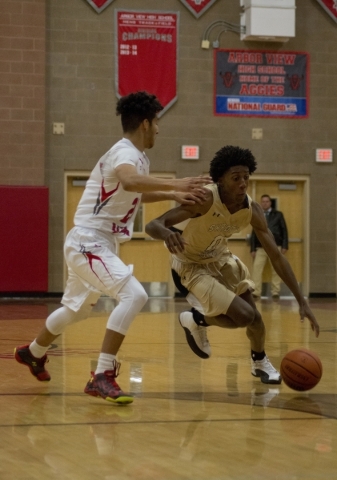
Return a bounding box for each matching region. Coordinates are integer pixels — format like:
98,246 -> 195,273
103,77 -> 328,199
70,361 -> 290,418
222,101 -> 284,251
179,311 -> 211,359
251,356 -> 282,384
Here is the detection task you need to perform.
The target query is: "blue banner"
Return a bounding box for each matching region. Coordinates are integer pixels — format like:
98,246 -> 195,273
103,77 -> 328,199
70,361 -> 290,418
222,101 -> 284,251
214,50 -> 309,119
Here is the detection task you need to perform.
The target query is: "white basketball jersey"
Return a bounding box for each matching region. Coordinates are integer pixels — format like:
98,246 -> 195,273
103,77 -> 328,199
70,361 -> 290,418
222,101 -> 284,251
74,138 -> 149,242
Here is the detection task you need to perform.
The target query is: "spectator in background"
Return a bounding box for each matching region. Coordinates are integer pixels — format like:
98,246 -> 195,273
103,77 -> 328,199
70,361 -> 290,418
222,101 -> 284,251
250,194 -> 288,300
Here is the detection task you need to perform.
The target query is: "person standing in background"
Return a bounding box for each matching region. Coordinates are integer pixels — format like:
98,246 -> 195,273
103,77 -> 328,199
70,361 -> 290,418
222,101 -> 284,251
250,194 -> 288,300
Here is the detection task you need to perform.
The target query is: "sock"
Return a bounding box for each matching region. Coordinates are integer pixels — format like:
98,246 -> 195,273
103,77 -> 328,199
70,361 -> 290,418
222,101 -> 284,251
95,353 -> 116,375
251,350 -> 266,361
191,308 -> 209,327
29,339 -> 49,359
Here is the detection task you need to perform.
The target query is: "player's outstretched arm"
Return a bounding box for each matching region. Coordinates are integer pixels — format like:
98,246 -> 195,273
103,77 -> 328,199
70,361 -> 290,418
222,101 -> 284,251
250,201 -> 320,337
115,164 -> 212,195
141,190 -> 208,205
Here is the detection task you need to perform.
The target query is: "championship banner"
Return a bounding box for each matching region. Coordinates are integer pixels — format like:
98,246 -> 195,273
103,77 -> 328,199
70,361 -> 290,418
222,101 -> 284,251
215,49 -> 309,119
179,0 -> 218,18
316,0 -> 337,23
115,10 -> 179,116
85,0 -> 114,14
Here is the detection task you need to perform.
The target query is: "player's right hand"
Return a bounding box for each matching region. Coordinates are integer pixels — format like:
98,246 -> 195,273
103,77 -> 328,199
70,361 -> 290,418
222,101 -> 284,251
299,303 -> 320,338
174,176 -> 212,194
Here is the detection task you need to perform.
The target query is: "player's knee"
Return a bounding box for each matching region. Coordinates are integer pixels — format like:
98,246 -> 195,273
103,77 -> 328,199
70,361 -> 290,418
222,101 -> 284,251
252,308 -> 262,325
46,305 -> 85,336
75,303 -> 92,321
118,278 -> 148,311
134,288 -> 148,310
227,298 -> 254,328
236,304 -> 256,327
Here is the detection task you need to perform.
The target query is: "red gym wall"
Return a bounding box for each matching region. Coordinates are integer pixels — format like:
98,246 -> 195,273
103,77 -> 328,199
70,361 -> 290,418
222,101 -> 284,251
0,186 -> 49,292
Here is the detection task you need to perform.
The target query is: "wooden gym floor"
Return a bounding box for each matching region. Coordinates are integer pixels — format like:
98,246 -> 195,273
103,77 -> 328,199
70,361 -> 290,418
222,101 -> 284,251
0,295 -> 337,480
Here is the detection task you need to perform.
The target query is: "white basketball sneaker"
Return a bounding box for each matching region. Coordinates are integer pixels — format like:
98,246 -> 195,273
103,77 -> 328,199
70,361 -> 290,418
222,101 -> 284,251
179,311 -> 211,359
251,356 -> 282,384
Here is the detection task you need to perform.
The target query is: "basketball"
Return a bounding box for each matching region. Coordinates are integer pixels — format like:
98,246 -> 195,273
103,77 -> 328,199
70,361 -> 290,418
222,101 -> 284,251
280,348 -> 322,391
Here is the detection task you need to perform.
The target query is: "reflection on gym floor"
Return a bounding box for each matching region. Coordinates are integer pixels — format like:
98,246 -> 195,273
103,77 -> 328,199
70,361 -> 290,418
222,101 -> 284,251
0,296 -> 337,480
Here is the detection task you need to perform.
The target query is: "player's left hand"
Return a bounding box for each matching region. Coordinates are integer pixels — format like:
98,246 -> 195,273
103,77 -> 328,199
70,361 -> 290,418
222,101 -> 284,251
164,231 -> 187,253
299,302 -> 320,337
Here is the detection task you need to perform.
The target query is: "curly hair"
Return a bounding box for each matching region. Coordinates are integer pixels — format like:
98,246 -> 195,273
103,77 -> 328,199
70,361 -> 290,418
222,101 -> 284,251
209,145 -> 257,182
116,91 -> 163,133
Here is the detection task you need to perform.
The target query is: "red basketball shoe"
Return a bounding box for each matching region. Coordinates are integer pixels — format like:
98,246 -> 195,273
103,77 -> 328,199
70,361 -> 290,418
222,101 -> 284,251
84,360 -> 133,405
14,344 -> 51,381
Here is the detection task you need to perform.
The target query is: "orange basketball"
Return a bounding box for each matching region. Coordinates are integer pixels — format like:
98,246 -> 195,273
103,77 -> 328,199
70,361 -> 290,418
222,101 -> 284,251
280,348 -> 322,391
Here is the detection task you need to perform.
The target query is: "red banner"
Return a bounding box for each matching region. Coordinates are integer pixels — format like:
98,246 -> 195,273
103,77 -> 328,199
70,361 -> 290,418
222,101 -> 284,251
316,0 -> 337,22
115,10 -> 179,115
179,0 -> 218,18
85,0 -> 114,14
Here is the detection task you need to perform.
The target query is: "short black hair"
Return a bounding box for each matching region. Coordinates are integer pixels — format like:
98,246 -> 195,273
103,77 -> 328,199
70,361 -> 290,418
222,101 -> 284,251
116,91 -> 163,132
209,145 -> 257,182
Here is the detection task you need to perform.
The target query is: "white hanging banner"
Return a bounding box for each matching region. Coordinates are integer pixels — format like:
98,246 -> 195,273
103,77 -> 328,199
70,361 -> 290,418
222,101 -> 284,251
316,0 -> 337,23
179,0 -> 218,19
85,0 -> 114,14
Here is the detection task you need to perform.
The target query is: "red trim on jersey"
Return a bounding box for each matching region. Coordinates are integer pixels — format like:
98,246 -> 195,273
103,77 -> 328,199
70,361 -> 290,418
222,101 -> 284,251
83,252 -> 113,287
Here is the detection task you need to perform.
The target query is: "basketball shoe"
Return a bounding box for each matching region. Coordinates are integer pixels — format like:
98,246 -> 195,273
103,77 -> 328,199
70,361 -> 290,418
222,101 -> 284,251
251,356 -> 282,384
14,344 -> 51,381
84,360 -> 133,405
179,311 -> 211,359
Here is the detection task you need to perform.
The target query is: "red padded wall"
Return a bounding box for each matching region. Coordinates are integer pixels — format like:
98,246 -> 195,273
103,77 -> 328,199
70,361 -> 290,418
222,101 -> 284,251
0,186 -> 49,292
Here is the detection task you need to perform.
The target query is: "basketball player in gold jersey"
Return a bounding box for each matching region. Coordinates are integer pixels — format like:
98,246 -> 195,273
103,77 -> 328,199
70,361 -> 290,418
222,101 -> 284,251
145,145 -> 320,384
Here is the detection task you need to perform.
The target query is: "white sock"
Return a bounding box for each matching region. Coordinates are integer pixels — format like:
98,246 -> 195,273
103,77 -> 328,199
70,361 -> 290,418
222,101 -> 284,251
95,353 -> 116,374
29,339 -> 49,359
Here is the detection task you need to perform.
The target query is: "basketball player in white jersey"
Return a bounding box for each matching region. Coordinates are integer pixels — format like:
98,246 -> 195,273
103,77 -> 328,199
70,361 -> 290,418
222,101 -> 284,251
14,91 -> 211,404
145,145 -> 320,384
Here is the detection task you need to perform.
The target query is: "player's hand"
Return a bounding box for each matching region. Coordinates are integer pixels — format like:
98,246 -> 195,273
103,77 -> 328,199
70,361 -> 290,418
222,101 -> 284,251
173,191 -> 208,205
173,176 -> 212,195
299,302 -> 320,337
164,232 -> 187,253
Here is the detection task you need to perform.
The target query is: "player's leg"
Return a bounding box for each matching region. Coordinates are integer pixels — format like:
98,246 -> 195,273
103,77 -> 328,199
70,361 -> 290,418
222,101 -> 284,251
73,240 -> 148,404
251,248 -> 267,298
270,264 -> 281,298
206,287 -> 281,384
14,231 -> 100,380
175,256 -> 254,358
237,289 -> 281,384
170,263 -> 212,359
270,247 -> 282,297
84,275 -> 148,404
178,269 -> 245,359
65,230 -> 142,403
14,295 -> 97,382
199,255 -> 257,329
179,256 -> 281,383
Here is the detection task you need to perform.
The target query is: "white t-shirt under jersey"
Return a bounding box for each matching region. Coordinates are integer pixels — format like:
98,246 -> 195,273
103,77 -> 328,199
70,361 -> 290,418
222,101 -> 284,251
74,138 -> 149,243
